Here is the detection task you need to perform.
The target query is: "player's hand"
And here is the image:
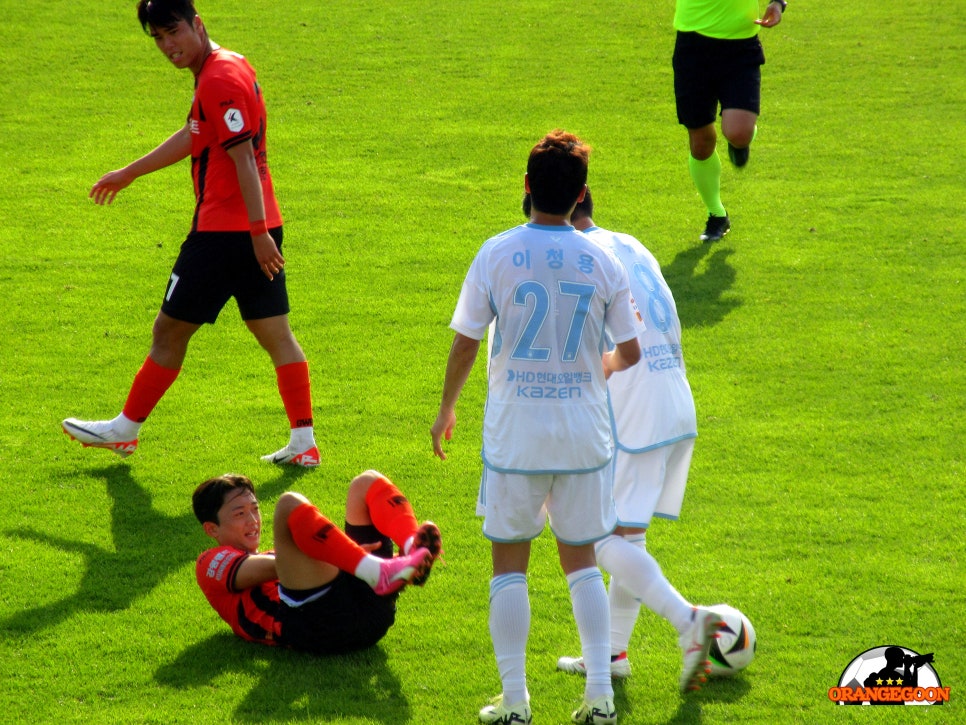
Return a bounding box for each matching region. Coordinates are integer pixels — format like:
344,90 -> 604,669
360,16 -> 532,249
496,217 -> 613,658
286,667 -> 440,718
252,232 -> 285,280
90,169 -> 135,205
755,3 -> 783,27
430,409 -> 456,460
602,350 -> 615,380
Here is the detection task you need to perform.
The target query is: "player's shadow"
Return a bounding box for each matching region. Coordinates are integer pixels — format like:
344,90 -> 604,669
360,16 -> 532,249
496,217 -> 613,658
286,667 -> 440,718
631,676 -> 752,725
661,242 -> 741,328
156,635 -> 408,723
0,463 -> 291,636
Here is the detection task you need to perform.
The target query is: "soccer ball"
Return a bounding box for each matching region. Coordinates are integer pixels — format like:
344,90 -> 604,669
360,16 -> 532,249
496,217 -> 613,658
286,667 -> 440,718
706,604 -> 756,676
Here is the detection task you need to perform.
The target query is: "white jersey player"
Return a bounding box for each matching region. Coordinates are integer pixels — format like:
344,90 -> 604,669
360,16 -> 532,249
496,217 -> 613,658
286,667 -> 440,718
432,132 -> 642,725
553,189 -> 724,695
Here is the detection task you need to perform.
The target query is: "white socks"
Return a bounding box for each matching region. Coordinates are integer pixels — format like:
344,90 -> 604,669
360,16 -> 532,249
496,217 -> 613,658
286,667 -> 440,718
288,426 -> 315,451
111,413 -> 141,440
353,554 -> 383,589
489,573 -> 530,706
567,567 -> 613,701
596,533 -> 694,649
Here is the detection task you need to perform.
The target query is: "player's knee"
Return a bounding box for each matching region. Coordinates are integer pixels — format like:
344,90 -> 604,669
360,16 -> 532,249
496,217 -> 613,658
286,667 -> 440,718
275,491 -> 311,521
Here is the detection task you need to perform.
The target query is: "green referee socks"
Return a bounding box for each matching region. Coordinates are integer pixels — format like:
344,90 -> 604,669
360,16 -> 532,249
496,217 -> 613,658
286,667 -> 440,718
689,152 -> 727,218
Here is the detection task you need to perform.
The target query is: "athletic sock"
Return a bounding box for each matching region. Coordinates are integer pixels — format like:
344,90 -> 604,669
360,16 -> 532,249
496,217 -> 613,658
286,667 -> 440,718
567,567 -> 613,702
122,356 -> 180,424
490,572 -> 530,707
287,502 -> 368,574
597,533 -> 694,635
365,476 -> 419,550
608,571 -> 642,656
689,152 -> 727,217
276,361 -> 314,436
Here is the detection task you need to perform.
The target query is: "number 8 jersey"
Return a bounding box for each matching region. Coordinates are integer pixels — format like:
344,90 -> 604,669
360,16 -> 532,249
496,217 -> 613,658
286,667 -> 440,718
450,223 -> 643,474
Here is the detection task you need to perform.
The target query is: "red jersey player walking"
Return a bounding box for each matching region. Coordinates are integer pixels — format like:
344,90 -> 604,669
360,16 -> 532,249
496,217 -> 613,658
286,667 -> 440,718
63,0 -> 318,466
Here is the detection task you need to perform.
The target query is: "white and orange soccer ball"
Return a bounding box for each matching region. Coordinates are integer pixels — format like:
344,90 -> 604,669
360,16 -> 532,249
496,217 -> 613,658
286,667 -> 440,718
706,604 -> 756,676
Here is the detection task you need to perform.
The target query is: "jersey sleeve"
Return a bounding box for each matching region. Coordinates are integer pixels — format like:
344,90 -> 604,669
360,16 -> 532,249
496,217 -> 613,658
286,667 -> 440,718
199,64 -> 257,151
605,262 -> 645,344
450,247 -> 495,340
197,546 -> 249,595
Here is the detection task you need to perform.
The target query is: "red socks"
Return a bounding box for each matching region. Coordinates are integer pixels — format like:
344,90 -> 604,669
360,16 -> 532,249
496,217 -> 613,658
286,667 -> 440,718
122,357 -> 181,423
288,503 -> 368,573
365,477 -> 419,550
276,361 -> 313,429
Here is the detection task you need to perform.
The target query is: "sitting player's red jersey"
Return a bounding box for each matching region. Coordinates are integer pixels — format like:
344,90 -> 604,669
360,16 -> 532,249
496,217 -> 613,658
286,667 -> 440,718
196,545 -> 283,645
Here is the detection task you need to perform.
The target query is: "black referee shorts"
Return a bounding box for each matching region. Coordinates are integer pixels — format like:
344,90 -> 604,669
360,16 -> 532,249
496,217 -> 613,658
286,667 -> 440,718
160,227 -> 290,324
672,31 -> 766,129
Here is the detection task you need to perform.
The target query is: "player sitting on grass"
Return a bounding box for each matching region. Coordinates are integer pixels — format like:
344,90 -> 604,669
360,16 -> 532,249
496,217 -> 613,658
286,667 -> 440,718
193,469 -> 441,653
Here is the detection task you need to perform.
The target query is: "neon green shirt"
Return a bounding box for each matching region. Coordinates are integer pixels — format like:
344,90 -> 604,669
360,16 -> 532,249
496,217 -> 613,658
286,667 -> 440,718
674,0 -> 761,39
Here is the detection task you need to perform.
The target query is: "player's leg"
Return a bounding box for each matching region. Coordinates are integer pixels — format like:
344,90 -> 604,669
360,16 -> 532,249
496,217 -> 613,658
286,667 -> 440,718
480,541 -> 532,723
349,470 -> 442,576
233,226 -> 318,465
273,491 -> 342,589
246,314 -> 319,466
550,472 -> 617,723
62,312 -> 197,456
278,487 -> 431,596
478,471 -> 543,723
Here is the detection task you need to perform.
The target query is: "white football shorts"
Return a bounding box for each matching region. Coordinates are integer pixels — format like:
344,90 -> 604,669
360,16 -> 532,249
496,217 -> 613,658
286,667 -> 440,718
476,467 -> 617,545
613,437 -> 695,528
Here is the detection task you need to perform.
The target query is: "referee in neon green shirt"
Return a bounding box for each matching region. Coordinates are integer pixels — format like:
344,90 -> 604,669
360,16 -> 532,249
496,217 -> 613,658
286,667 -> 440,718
673,0 -> 787,242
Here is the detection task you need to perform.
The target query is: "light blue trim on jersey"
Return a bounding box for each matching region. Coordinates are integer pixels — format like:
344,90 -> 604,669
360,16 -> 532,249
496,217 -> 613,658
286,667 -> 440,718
607,390 -> 697,453
525,222 -> 576,232
615,432 -> 698,455
552,527 -> 616,547
481,450 -> 612,475
614,511 -> 681,529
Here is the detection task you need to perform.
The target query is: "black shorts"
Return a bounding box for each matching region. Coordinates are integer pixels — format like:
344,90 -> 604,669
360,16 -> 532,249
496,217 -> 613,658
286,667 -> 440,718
276,524 -> 397,655
160,227 -> 290,325
672,31 -> 765,129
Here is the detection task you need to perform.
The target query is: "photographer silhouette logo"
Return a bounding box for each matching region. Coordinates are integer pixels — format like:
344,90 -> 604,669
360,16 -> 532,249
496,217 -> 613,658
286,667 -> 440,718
829,645 -> 949,705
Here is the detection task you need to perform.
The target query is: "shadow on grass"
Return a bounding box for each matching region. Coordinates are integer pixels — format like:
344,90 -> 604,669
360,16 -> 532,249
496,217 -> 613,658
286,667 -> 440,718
662,242 -> 741,328
0,462 -> 295,636
156,634 -> 408,723
614,675 -> 752,724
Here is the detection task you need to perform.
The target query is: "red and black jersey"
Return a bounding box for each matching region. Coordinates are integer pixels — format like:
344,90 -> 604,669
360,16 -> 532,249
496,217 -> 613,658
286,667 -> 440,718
188,48 -> 283,232
196,545 -> 283,646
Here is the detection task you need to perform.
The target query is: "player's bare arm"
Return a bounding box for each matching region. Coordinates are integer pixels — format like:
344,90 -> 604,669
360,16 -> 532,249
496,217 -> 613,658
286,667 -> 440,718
431,333 -> 481,460
90,124 -> 192,205
232,552 -> 278,590
603,338 -> 642,379
225,140 -> 285,280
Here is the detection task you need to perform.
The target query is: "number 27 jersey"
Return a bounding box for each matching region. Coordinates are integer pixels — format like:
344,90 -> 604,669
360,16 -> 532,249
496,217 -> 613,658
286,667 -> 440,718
451,223 -> 643,473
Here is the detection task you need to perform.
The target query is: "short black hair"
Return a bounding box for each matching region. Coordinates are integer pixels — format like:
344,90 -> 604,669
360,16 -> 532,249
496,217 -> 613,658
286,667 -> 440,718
570,187 -> 594,222
192,474 -> 255,525
523,188 -> 594,221
526,130 -> 590,216
137,0 -> 198,33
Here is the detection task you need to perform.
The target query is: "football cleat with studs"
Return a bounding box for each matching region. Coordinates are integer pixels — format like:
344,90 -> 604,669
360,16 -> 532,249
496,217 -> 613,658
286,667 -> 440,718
62,418 -> 138,458
679,606 -> 725,692
261,444 -> 321,467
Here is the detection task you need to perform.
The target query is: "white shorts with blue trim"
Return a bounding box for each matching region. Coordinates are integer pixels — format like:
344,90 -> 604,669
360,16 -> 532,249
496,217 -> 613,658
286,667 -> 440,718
476,466 -> 617,545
